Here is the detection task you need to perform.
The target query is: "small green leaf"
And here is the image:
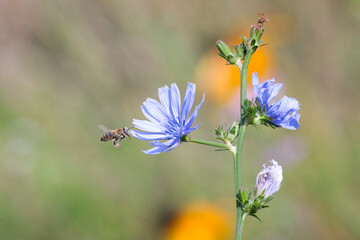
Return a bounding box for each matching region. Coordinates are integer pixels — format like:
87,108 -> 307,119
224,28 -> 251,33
250,214 -> 262,222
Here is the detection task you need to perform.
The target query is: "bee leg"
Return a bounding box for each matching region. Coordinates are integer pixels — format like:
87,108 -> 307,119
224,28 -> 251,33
125,131 -> 131,139
113,139 -> 121,148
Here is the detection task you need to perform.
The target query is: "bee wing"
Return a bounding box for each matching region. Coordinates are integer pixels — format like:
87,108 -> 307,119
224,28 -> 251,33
98,124 -> 112,132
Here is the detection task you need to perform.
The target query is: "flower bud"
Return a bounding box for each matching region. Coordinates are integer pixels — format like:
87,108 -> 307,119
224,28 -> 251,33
215,121 -> 240,144
248,113 -> 262,126
256,160 -> 283,197
216,40 -> 236,64
247,13 -> 268,54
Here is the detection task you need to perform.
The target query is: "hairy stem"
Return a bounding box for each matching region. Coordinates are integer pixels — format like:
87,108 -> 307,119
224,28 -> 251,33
183,136 -> 233,152
234,53 -> 252,240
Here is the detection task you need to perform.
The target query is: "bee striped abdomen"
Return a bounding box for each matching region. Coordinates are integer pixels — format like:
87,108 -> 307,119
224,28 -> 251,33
100,132 -> 114,142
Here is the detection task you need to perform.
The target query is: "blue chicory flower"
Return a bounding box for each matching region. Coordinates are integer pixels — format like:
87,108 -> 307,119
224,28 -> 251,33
256,160 -> 283,197
252,72 -> 301,130
130,83 -> 205,154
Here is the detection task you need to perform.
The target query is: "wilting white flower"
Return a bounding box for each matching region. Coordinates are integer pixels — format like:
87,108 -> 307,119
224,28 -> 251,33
256,160 -> 283,197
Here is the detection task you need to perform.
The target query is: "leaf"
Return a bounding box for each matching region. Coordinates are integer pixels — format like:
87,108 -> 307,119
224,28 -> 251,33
250,214 -> 262,222
215,148 -> 229,152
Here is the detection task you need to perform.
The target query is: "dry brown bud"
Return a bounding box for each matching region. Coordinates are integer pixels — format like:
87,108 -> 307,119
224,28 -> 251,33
257,13 -> 269,28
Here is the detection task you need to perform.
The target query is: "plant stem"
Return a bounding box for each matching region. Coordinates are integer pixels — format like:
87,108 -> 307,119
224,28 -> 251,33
184,136 -> 233,151
234,53 -> 252,240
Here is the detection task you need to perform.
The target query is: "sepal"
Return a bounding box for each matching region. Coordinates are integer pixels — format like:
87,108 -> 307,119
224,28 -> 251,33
215,121 -> 240,144
242,99 -> 260,122
243,99 -> 281,129
248,26 -> 264,54
236,188 -> 274,221
232,42 -> 246,62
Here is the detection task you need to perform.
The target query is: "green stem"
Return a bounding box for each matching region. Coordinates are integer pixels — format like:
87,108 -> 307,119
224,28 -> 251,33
234,124 -> 246,190
184,136 -> 233,151
240,54 -> 251,109
234,53 -> 252,240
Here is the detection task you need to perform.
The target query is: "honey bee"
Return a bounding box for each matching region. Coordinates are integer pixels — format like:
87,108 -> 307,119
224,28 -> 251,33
99,124 -> 131,148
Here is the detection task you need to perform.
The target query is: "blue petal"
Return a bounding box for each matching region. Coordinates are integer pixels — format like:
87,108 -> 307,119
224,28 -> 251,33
169,84 -> 181,121
181,82 -> 196,123
132,119 -> 163,132
261,81 -> 283,107
185,93 -> 205,129
130,130 -> 168,140
267,96 -> 300,119
141,98 -> 168,123
158,85 -> 171,116
258,79 -> 276,91
143,138 -> 179,155
252,72 -> 259,95
145,98 -> 171,119
256,79 -> 276,107
287,113 -> 301,130
142,98 -> 171,122
141,104 -> 160,123
150,139 -> 176,147
267,96 -> 300,130
184,123 -> 201,135
142,146 -> 165,155
272,112 -> 300,130
150,140 -> 165,147
164,138 -> 180,152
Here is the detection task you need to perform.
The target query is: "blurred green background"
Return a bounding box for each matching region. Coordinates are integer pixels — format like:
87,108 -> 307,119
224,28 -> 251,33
0,0 -> 359,239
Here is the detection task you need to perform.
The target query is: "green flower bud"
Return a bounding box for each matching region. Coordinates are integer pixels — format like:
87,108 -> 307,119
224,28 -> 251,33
215,121 -> 240,143
247,13 -> 269,54
249,113 -> 262,126
216,40 -> 236,64
236,186 -> 274,222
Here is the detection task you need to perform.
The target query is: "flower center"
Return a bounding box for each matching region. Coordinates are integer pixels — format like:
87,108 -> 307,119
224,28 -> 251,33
161,118 -> 184,138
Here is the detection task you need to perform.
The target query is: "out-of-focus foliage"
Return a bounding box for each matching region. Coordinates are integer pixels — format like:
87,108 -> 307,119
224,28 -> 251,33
0,0 -> 359,239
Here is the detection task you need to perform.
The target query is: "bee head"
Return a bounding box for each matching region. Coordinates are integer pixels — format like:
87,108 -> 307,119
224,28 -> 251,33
124,127 -> 131,139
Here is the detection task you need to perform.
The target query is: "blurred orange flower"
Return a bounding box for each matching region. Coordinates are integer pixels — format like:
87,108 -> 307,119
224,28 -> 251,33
164,203 -> 231,240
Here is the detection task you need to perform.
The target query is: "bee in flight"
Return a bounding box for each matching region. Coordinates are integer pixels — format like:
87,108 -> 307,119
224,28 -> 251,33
99,124 -> 131,148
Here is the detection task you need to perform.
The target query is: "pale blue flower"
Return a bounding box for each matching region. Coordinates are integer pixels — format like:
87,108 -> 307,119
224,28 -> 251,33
130,83 -> 205,154
256,160 -> 283,197
252,72 -> 301,130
